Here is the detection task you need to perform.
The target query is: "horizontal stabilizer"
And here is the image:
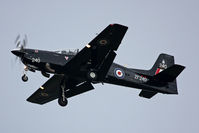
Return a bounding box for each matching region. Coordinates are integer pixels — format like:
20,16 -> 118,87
153,64 -> 185,82
139,90 -> 157,99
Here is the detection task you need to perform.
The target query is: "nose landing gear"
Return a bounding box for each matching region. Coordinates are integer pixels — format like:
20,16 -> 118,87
22,65 -> 28,82
22,74 -> 28,82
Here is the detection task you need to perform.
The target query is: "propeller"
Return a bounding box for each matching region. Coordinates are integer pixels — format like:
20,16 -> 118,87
11,34 -> 30,82
15,34 -> 28,50
13,34 -> 28,63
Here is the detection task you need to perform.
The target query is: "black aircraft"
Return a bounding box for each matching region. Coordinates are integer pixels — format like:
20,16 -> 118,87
11,24 -> 185,107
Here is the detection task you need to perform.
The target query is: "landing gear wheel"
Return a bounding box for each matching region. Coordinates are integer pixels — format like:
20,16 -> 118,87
22,74 -> 28,82
58,97 -> 68,107
58,81 -> 68,107
87,71 -> 97,81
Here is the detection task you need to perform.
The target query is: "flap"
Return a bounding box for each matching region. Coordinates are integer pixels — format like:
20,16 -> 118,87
66,81 -> 94,98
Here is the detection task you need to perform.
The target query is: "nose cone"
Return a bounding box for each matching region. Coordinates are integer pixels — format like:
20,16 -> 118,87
11,49 -> 24,57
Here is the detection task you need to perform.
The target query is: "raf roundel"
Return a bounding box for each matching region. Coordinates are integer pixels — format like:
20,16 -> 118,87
114,68 -> 125,79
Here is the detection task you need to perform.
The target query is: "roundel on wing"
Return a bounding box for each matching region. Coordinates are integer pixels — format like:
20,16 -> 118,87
114,68 -> 125,79
98,39 -> 109,46
40,92 -> 49,97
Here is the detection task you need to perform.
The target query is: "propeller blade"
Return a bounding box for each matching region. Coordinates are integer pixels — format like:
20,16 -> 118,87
22,34 -> 28,48
16,41 -> 21,48
15,34 -> 20,44
23,39 -> 26,47
12,34 -> 26,67
25,34 -> 28,46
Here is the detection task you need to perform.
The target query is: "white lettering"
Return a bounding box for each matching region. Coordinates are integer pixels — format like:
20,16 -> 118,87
32,57 -> 40,63
134,74 -> 149,82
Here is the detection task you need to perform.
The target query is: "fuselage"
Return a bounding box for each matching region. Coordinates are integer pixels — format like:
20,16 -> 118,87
13,48 -> 172,94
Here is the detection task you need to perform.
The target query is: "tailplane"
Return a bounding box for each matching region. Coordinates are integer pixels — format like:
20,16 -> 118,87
152,64 -> 185,82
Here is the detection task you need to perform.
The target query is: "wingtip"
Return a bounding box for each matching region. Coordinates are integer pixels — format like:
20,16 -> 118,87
110,23 -> 128,29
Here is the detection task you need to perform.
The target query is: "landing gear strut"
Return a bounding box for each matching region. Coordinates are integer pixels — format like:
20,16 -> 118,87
58,83 -> 68,107
22,66 -> 28,82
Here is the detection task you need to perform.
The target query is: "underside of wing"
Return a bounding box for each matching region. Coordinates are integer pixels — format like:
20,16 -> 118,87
64,24 -> 128,79
27,75 -> 95,105
27,75 -> 63,104
66,81 -> 94,98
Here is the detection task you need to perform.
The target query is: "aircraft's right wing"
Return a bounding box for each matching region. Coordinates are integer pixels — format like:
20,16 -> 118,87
64,24 -> 128,79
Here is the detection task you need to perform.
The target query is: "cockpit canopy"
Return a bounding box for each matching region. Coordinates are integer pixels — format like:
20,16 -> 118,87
54,49 -> 79,55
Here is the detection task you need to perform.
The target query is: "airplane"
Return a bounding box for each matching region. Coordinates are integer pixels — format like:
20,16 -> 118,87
11,24 -> 185,107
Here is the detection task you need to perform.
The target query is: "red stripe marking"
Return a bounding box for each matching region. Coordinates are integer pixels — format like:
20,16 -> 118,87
155,68 -> 160,75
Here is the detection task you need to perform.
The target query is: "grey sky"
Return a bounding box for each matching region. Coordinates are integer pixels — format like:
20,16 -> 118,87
1,0 -> 198,133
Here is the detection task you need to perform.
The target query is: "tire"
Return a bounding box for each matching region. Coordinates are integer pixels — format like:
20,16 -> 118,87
22,74 -> 28,82
58,97 -> 68,107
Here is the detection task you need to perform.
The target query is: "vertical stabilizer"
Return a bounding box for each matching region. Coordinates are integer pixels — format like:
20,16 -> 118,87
150,53 -> 174,75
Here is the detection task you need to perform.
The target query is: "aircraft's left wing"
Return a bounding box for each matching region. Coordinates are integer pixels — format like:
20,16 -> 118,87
64,24 -> 128,79
27,75 -> 63,104
27,75 -> 94,105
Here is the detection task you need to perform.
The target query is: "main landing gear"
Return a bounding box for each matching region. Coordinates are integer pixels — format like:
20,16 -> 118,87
58,82 -> 68,107
22,66 -> 28,82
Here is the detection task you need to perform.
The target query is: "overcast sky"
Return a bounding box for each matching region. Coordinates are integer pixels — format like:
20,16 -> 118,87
1,0 -> 198,133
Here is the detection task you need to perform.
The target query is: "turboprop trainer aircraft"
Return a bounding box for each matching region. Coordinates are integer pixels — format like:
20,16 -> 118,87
11,24 -> 185,107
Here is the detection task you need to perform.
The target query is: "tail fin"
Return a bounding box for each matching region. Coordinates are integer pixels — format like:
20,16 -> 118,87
148,53 -> 185,95
150,53 -> 185,82
150,53 -> 175,75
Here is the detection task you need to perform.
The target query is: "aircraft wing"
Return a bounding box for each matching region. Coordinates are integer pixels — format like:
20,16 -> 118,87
27,75 -> 63,104
64,24 -> 128,79
27,75 -> 94,105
